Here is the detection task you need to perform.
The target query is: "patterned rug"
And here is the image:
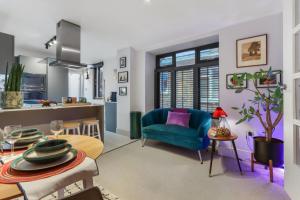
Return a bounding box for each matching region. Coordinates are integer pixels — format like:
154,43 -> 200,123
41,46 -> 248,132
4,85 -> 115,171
14,182 -> 120,200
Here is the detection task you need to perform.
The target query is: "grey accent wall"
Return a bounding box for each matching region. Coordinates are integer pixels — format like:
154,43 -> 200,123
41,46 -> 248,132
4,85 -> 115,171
0,32 -> 14,74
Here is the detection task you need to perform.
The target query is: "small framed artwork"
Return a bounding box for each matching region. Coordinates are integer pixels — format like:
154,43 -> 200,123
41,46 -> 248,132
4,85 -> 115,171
226,73 -> 248,89
118,71 -> 128,83
236,34 -> 267,68
120,57 -> 127,68
119,87 -> 127,96
255,70 -> 282,88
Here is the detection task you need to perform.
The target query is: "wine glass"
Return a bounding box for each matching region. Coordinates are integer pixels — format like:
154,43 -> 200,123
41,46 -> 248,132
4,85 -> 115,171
50,120 -> 63,139
0,129 -> 5,154
4,125 -> 22,156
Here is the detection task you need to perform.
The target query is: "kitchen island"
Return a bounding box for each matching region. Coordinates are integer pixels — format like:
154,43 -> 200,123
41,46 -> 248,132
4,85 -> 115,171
0,104 -> 104,142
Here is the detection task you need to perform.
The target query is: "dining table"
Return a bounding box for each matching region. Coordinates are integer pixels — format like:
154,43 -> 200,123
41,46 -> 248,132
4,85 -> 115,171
0,135 -> 104,200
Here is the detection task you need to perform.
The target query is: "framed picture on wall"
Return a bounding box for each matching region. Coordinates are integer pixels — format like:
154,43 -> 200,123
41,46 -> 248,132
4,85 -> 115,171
119,87 -> 127,96
255,70 -> 282,88
120,57 -> 127,68
226,73 -> 248,89
118,71 -> 128,83
236,34 -> 267,68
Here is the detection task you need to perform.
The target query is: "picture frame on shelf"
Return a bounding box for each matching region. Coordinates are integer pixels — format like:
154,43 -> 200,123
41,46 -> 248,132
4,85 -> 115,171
119,87 -> 127,96
118,71 -> 128,83
226,73 -> 248,89
236,34 -> 267,68
255,70 -> 282,88
120,57 -> 127,68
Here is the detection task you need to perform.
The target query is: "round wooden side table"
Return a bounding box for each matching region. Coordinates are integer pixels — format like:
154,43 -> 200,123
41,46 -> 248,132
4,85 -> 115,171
208,128 -> 243,177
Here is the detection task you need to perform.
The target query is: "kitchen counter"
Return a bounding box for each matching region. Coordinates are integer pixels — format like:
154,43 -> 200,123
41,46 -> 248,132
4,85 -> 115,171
0,104 -> 103,113
0,104 -> 104,141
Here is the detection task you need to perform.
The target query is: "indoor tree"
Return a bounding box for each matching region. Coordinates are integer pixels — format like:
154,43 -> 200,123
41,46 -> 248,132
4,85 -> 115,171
231,68 -> 283,142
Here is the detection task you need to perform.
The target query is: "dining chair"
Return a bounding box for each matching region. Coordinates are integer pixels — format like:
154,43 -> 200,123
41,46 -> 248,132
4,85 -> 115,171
61,186 -> 103,200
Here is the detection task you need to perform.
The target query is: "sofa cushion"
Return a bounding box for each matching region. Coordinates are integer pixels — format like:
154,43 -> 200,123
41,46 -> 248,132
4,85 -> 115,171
143,124 -> 199,138
166,111 -> 191,128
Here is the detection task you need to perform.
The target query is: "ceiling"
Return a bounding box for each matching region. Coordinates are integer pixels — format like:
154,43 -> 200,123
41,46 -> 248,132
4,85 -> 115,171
0,0 -> 282,63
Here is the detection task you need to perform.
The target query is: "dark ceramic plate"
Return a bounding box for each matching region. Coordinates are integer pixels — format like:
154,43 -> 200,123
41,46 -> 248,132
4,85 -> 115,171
14,132 -> 43,145
12,128 -> 39,137
11,149 -> 78,171
35,139 -> 68,153
23,144 -> 72,164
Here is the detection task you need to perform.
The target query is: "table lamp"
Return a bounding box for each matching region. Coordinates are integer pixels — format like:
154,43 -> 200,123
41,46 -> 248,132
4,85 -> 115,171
212,107 -> 231,136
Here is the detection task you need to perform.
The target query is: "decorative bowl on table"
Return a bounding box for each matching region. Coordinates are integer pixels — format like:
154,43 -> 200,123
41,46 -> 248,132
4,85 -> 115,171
35,139 -> 68,152
14,131 -> 43,146
23,144 -> 72,164
12,128 -> 39,137
216,127 -> 231,137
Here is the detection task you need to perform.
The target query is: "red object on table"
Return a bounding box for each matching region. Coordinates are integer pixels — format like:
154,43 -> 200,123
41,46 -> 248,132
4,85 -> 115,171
0,150 -> 86,183
212,107 -> 228,119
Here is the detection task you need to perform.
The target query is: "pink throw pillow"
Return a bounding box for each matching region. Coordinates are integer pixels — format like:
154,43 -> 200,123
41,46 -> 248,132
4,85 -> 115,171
166,111 -> 191,128
172,108 -> 188,113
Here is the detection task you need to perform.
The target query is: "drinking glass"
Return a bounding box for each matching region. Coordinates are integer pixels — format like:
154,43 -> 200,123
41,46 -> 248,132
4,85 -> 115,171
4,125 -> 22,156
0,129 -> 5,154
50,120 -> 64,139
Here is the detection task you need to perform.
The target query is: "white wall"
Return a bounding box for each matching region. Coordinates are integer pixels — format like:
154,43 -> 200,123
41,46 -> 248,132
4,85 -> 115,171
218,14 -> 283,160
116,47 -> 136,134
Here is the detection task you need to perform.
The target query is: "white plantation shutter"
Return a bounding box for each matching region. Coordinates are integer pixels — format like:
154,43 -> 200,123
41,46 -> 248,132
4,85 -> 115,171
199,66 -> 219,112
176,69 -> 194,108
159,71 -> 172,108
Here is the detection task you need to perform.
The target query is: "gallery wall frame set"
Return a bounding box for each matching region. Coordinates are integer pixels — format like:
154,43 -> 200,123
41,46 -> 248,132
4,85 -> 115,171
226,70 -> 282,89
118,71 -> 128,83
120,57 -> 127,68
236,34 -> 268,68
119,87 -> 127,96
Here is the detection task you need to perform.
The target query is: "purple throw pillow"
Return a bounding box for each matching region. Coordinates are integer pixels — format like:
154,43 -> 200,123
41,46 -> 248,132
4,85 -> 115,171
166,111 -> 191,128
171,108 -> 188,113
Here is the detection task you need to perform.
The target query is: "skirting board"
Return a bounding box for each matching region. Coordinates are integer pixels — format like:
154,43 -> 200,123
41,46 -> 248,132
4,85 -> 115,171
217,145 -> 252,161
116,129 -> 130,137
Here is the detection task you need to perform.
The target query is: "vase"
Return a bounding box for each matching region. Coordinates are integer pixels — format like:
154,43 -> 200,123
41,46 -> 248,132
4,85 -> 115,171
253,136 -> 284,167
1,91 -> 24,109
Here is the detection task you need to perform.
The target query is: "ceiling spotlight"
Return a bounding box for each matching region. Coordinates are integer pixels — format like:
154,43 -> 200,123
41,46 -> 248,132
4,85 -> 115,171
144,0 -> 151,4
45,36 -> 57,49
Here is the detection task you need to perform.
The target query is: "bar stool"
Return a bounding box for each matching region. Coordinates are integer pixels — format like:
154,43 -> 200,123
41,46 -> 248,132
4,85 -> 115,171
82,119 -> 101,139
63,121 -> 81,135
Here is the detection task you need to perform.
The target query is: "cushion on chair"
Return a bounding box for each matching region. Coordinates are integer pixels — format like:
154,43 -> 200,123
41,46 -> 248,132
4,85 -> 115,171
143,124 -> 199,138
166,111 -> 191,128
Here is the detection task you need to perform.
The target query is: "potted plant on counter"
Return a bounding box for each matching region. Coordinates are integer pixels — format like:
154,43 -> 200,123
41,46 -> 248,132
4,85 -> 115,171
231,67 -> 284,167
1,63 -> 25,109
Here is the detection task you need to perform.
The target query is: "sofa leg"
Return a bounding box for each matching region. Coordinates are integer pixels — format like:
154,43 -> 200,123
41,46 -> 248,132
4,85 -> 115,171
198,150 -> 203,164
141,138 -> 146,147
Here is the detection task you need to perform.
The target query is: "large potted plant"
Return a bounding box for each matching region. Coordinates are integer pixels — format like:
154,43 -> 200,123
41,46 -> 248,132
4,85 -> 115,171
1,63 -> 25,109
231,68 -> 283,167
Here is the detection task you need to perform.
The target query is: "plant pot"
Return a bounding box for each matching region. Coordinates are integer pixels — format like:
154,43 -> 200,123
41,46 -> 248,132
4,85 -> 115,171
1,91 -> 23,109
253,136 -> 284,167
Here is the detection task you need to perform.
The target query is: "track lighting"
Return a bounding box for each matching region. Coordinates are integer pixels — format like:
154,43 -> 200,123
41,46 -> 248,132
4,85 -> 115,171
45,36 -> 57,49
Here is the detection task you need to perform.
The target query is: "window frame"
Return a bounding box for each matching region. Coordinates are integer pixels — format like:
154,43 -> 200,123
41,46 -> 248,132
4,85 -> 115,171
155,43 -> 219,111
93,66 -> 104,99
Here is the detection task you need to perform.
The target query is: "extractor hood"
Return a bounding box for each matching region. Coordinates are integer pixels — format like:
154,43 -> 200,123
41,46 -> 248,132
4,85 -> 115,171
50,20 -> 87,69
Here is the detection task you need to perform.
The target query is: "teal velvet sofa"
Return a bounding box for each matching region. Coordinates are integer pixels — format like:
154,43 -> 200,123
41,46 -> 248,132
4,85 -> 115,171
141,108 -> 211,163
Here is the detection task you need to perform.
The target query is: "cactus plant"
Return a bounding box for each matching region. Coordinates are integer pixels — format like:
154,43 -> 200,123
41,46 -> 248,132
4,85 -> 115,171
4,63 -> 25,92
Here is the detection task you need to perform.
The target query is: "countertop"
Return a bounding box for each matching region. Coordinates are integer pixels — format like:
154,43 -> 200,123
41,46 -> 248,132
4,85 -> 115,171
0,104 -> 104,113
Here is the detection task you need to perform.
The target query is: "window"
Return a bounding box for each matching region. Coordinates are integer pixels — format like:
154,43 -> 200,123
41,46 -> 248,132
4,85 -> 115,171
176,69 -> 194,108
200,48 -> 219,61
176,50 -> 195,67
199,66 -> 219,112
159,56 -> 173,67
94,67 -> 104,99
159,71 -> 172,108
155,43 -> 219,112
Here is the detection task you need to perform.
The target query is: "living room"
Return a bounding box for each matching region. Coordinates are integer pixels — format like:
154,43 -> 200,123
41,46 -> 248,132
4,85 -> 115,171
0,0 -> 298,199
